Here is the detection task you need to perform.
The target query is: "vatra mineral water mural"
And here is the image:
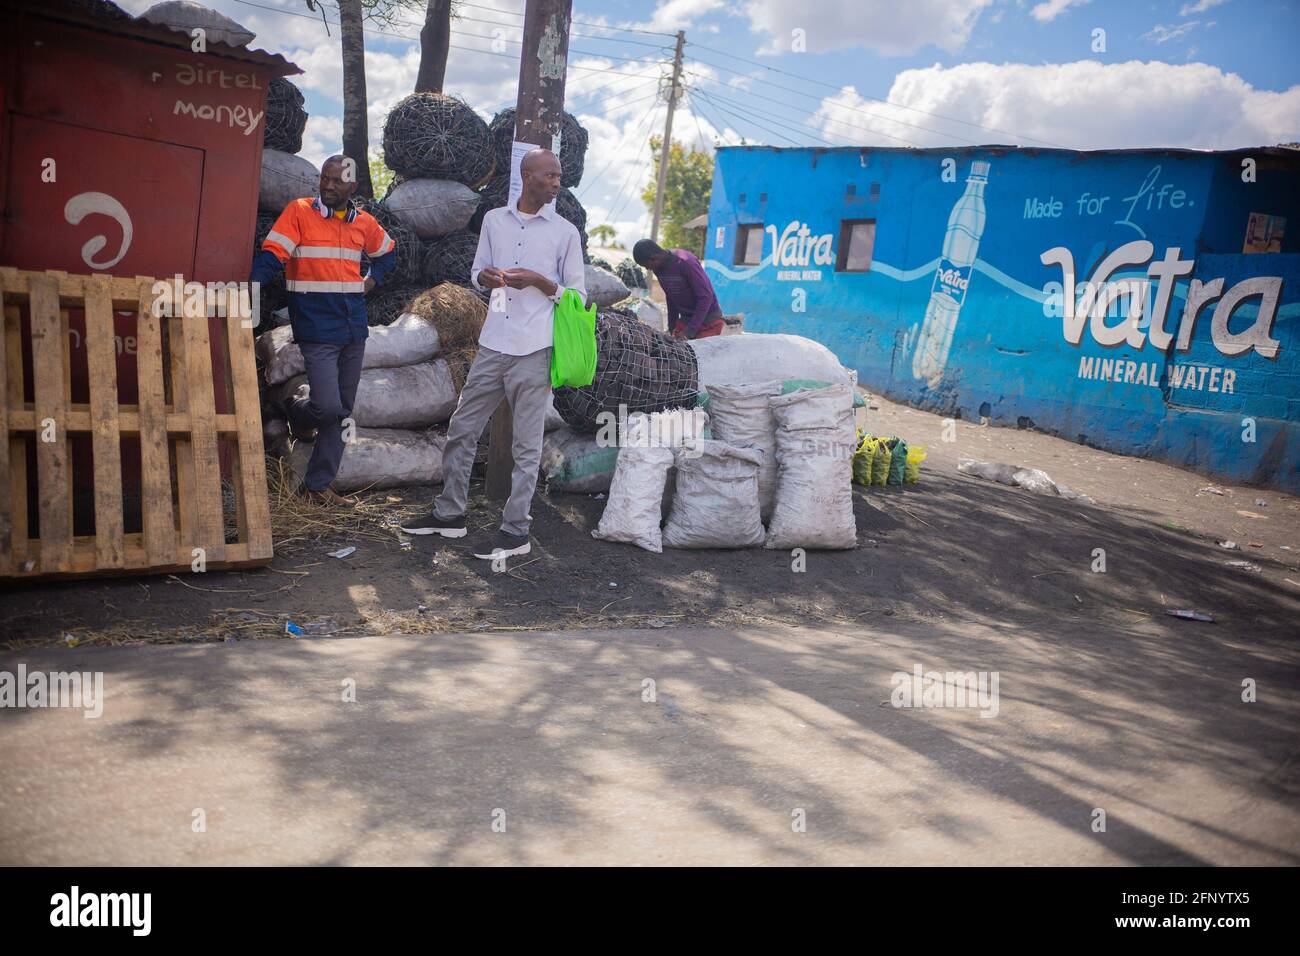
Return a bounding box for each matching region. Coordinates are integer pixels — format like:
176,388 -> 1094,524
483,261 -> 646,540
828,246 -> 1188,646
703,147 -> 1299,489
912,161 -> 988,385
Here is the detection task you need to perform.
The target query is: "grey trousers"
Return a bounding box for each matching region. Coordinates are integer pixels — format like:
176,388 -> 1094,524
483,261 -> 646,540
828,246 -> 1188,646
287,339 -> 366,492
435,345 -> 552,535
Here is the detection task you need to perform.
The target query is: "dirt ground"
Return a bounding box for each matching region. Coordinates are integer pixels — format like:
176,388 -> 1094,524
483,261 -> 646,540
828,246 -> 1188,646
2,392 -> 1297,649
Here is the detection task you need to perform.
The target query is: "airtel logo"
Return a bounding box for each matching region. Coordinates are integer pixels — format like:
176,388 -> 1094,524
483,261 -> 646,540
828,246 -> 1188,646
63,192 -> 134,270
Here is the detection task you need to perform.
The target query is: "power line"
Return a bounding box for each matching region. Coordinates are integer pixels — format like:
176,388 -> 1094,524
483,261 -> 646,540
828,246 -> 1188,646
684,40 -> 1062,147
694,78 -> 926,148
229,1 -> 669,73
688,71 -> 933,147
577,97 -> 662,199
685,62 -> 980,147
583,86 -> 662,119
450,12 -> 673,48
604,120 -> 659,225
685,91 -> 734,147
694,87 -> 831,148
454,2 -> 679,37
685,91 -> 714,150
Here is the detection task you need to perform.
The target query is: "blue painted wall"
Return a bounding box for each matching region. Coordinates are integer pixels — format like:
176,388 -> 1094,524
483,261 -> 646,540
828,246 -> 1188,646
704,145 -> 1300,491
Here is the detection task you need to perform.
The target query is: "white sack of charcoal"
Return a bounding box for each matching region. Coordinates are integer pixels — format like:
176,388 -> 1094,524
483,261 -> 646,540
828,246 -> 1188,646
764,384 -> 858,551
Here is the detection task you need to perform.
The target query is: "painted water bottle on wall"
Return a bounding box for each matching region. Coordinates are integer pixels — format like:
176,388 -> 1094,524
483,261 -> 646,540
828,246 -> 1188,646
911,160 -> 990,386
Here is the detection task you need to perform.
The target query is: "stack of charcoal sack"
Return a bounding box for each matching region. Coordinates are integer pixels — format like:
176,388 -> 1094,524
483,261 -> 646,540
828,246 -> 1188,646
255,283 -> 487,493
377,93 -> 487,306
251,76 -> 312,328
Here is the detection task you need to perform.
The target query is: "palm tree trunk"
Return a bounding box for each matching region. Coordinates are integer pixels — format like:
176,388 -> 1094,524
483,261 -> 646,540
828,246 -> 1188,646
415,0 -> 452,93
338,0 -> 374,198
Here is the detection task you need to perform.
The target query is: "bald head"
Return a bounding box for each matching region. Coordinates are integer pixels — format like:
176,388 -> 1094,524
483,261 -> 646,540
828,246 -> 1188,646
518,147 -> 562,212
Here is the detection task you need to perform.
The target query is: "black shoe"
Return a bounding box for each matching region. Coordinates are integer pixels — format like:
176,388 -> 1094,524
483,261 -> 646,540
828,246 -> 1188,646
399,511 -> 467,537
473,530 -> 531,561
287,420 -> 317,442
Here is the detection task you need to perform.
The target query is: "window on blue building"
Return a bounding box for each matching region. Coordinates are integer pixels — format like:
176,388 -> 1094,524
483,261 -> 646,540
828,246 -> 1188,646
735,224 -> 764,266
837,219 -> 875,272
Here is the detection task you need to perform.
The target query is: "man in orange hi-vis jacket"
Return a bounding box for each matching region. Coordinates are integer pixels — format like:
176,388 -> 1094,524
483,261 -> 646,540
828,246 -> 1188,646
251,154 -> 397,506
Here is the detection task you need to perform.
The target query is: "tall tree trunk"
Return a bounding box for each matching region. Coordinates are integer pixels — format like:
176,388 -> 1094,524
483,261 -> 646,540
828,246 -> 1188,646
415,0 -> 452,93
338,0 -> 374,198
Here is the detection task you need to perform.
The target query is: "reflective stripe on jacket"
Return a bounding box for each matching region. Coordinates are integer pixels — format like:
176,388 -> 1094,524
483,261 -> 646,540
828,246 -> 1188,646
254,196 -> 396,345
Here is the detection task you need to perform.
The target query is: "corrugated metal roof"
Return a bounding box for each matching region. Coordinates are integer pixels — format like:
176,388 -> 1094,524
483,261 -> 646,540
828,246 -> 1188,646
1,0 -> 302,76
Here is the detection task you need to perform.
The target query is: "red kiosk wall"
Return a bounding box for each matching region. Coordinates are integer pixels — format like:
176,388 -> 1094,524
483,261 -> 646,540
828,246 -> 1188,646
1,20 -> 273,535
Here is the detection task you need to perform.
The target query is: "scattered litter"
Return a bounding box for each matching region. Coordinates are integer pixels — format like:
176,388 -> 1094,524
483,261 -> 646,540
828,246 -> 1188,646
1255,499 -> 1267,507
1237,510 -> 1265,519
63,633 -> 78,648
957,458 -> 1095,502
1073,594 -> 1083,604
1281,546 -> 1292,551
1199,485 -> 1226,496
284,619 -> 340,637
22,559 -> 35,572
594,493 -> 605,500
1217,541 -> 1239,550
1225,560 -> 1262,572
387,496 -> 401,503
397,534 -> 412,552
646,619 -> 669,629
1166,609 -> 1214,622
417,604 -> 429,613
327,546 -> 357,559
609,582 -> 618,588
1286,578 -> 1300,588
1248,542 -> 1264,548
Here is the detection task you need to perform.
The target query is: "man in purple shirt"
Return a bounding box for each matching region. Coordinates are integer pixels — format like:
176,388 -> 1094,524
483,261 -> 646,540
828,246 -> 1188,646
633,239 -> 725,339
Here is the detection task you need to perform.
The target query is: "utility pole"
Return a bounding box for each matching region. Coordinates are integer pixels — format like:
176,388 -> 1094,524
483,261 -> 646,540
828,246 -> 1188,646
485,0 -> 573,501
650,30 -> 685,244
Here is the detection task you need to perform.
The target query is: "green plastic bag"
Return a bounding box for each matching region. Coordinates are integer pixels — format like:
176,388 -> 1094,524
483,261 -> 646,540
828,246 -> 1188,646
884,437 -> 908,485
550,288 -> 597,388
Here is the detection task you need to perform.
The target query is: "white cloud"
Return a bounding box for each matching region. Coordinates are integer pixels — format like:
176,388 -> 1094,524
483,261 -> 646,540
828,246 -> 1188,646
742,0 -> 994,56
1144,21 -> 1200,44
300,114 -> 343,169
812,60 -> 1300,151
1179,0 -> 1228,15
1030,0 -> 1091,23
634,0 -> 727,32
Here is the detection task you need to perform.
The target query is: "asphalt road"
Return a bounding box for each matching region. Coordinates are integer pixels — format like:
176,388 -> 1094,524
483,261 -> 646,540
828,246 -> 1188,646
2,621 -> 1296,865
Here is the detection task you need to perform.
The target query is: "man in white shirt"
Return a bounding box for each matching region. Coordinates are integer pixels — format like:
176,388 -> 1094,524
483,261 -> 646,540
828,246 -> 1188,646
401,148 -> 585,559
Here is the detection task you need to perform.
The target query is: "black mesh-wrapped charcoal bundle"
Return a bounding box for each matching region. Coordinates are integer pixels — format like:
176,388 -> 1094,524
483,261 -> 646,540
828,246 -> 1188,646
488,107 -> 589,188
382,93 -> 494,186
555,186 -> 589,257
264,77 -> 307,154
468,174 -> 509,233
615,258 -> 648,293
252,211 -> 288,328
423,229 -> 480,287
469,175 -> 588,257
552,311 -> 700,433
355,197 -> 399,232
363,282 -> 426,327
354,199 -> 422,286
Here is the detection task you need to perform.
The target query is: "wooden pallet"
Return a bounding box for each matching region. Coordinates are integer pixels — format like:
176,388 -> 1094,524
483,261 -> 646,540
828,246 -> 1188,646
0,267 -> 272,579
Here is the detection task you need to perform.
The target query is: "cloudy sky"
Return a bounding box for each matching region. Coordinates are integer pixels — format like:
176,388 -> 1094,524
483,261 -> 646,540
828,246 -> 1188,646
122,0 -> 1300,247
